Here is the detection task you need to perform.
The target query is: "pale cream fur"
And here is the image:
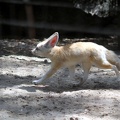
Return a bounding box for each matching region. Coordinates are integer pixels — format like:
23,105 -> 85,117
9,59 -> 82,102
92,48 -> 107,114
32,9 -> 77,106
32,32 -> 120,85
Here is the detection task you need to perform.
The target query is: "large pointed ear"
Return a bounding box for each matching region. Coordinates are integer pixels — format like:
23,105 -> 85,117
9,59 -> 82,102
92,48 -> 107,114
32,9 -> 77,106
45,32 -> 59,48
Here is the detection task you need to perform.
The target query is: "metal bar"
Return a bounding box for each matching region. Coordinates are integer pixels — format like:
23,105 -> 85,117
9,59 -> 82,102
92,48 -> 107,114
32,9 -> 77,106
0,0 -> 73,8
1,19 -> 120,36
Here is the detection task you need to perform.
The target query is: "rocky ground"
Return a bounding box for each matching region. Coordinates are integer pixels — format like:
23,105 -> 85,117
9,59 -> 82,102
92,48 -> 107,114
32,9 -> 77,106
0,39 -> 120,120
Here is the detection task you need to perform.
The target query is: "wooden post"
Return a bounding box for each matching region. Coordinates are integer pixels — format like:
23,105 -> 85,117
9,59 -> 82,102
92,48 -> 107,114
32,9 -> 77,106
9,4 -> 16,38
25,3 -> 35,38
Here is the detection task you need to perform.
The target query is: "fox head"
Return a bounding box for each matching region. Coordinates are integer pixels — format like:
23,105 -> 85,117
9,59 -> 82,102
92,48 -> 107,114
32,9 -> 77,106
32,32 -> 59,57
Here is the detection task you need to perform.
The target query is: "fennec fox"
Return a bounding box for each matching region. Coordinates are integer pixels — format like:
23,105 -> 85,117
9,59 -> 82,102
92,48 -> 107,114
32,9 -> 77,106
32,32 -> 120,85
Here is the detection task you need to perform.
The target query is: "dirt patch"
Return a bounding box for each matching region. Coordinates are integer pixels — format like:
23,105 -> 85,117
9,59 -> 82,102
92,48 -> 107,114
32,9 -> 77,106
0,54 -> 120,120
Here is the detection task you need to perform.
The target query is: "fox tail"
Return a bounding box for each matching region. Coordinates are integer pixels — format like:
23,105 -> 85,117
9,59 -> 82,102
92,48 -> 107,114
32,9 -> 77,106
106,50 -> 120,71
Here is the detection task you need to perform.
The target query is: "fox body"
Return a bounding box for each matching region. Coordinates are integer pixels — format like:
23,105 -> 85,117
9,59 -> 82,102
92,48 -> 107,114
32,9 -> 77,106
32,32 -> 120,85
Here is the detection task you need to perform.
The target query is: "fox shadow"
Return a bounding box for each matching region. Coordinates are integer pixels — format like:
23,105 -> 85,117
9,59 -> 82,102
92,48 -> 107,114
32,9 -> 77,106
0,72 -> 120,93
19,75 -> 120,93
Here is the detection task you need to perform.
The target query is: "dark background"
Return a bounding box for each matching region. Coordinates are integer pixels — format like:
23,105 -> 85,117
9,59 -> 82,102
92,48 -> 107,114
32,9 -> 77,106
0,0 -> 120,42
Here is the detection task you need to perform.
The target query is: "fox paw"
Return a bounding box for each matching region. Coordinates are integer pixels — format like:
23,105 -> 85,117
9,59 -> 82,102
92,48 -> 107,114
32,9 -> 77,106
32,79 -> 43,85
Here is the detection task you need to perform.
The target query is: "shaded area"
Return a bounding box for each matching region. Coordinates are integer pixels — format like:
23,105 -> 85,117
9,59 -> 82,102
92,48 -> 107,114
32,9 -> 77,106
0,0 -> 120,39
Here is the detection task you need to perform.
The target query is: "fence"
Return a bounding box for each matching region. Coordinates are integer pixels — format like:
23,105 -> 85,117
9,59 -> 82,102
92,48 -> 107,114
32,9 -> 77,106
0,0 -> 120,40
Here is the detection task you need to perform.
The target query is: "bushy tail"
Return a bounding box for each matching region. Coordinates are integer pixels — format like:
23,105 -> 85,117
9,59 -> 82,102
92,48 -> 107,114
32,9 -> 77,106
106,50 -> 120,70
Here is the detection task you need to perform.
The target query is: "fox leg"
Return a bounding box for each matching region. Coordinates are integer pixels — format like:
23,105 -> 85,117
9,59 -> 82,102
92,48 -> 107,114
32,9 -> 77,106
32,63 -> 62,85
81,62 -> 92,85
68,65 -> 75,79
112,65 -> 120,78
97,60 -> 120,78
